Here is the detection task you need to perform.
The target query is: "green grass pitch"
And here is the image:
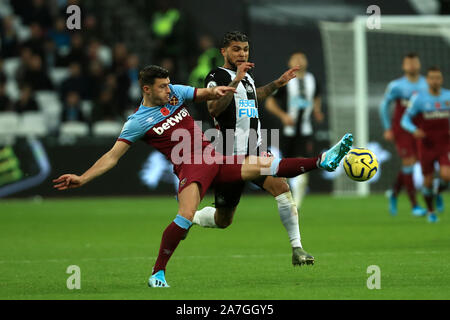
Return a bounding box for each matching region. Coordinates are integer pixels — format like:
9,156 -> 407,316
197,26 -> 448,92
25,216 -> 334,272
0,194 -> 449,300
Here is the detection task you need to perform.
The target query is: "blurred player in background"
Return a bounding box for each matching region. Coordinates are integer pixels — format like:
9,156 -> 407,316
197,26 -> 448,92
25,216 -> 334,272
401,66 -> 450,223
195,31 -> 315,266
53,65 -> 354,287
379,53 -> 428,217
265,51 -> 324,209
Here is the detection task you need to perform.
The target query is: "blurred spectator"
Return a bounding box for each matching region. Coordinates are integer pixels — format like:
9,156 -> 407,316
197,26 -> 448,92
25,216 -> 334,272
60,33 -> 87,67
25,0 -> 54,29
159,57 -> 179,83
12,85 -> 39,113
85,60 -> 105,100
60,62 -> 87,101
10,0 -> 33,22
150,0 -> 195,79
0,72 -> 12,111
127,54 -> 139,85
127,54 -> 141,101
48,17 -> 71,52
112,43 -> 129,72
188,34 -> 223,88
22,23 -> 46,61
44,38 -> 59,69
92,89 -> 120,122
87,38 -> 112,68
19,54 -> 53,91
61,91 -> 84,122
15,47 -> 34,83
0,16 -> 20,58
112,44 -> 132,111
82,14 -> 99,43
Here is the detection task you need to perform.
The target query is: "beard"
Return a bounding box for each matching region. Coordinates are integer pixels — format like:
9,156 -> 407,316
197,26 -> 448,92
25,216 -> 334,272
226,54 -> 238,71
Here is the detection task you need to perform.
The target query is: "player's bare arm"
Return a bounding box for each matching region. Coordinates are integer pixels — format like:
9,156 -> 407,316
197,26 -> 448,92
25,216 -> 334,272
413,128 -> 426,138
53,140 -> 130,190
313,96 -> 324,122
265,95 -> 294,126
207,62 -> 254,117
256,67 -> 300,101
196,86 -> 237,103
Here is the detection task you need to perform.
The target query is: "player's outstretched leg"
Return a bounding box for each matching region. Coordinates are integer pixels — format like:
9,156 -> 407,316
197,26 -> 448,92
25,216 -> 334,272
292,247 -> 314,266
149,183 -> 201,287
318,133 -> 354,172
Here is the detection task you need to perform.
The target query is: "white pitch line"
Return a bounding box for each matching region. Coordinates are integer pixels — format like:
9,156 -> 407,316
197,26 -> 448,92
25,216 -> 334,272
0,251 -> 446,265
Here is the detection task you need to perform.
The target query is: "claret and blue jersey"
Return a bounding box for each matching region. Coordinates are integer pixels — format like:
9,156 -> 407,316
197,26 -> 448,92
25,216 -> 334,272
117,84 -> 209,162
401,88 -> 450,143
380,75 -> 428,130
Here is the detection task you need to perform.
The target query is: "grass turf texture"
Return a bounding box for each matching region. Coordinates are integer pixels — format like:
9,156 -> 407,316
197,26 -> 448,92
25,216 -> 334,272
0,194 -> 449,300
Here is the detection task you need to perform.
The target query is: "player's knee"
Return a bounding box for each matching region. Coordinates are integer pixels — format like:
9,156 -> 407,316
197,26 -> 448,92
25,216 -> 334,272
269,179 -> 290,197
440,170 -> 450,182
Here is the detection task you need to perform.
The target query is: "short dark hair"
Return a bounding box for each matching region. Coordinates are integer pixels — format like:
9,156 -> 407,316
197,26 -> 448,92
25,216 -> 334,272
291,50 -> 306,56
221,31 -> 249,48
404,52 -> 419,59
139,65 -> 169,88
427,65 -> 441,74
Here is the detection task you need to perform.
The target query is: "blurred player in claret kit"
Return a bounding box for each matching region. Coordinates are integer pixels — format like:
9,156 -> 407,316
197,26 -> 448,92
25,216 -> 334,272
401,66 -> 450,223
197,31 -> 315,266
379,53 -> 428,217
53,65 -> 353,287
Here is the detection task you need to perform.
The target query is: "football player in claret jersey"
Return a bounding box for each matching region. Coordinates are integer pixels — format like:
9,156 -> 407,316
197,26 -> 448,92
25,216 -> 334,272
198,31 -> 315,266
53,65 -> 353,287
379,53 -> 428,217
401,66 -> 450,223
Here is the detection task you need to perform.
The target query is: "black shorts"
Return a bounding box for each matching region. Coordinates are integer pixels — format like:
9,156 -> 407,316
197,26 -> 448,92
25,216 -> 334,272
282,135 -> 314,158
213,149 -> 274,208
214,176 -> 268,208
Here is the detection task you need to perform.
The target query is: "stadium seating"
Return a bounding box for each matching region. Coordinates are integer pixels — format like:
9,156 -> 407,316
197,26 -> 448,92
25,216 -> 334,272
59,121 -> 90,137
81,100 -> 93,120
16,111 -> 48,137
3,57 -> 21,80
35,91 -> 63,131
92,121 -> 123,137
0,112 -> 20,144
49,68 -> 70,87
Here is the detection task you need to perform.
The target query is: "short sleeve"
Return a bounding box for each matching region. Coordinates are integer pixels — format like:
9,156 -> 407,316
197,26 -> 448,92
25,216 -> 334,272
171,84 -> 196,101
406,93 -> 422,117
205,68 -> 231,88
117,118 -> 144,144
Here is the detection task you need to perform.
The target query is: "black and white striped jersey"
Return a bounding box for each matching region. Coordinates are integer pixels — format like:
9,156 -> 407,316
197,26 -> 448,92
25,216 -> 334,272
205,67 -> 262,156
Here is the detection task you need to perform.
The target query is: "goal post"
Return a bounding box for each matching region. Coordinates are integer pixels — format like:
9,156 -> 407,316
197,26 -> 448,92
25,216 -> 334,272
320,15 -> 450,196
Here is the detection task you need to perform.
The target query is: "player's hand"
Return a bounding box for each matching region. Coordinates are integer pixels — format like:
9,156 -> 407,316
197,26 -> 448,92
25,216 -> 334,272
314,109 -> 324,123
281,113 -> 295,126
211,86 -> 237,98
383,129 -> 394,142
235,62 -> 254,82
53,174 -> 84,190
413,129 -> 426,139
276,67 -> 300,87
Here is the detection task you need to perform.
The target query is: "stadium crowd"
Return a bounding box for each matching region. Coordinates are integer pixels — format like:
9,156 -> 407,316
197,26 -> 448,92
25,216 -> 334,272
0,0 -> 218,137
